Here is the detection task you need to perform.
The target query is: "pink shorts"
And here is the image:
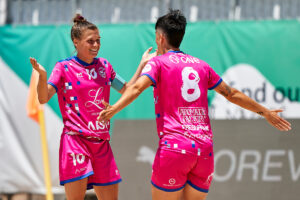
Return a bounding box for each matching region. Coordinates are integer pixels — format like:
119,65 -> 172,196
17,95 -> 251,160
59,133 -> 122,189
151,138 -> 214,193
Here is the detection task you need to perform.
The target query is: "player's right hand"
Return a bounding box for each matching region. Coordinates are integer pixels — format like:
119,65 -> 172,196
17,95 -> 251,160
140,47 -> 157,65
97,101 -> 116,124
30,57 -> 47,76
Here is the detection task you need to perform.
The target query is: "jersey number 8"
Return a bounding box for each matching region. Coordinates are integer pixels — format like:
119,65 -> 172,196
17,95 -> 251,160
181,67 -> 201,102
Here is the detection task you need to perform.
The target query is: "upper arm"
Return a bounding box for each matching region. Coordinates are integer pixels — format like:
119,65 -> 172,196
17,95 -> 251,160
47,62 -> 64,102
205,63 -> 222,90
133,75 -> 153,93
47,84 -> 57,101
214,81 -> 233,98
117,84 -> 126,94
118,74 -> 153,96
112,73 -> 126,94
140,59 -> 160,87
48,62 -> 63,92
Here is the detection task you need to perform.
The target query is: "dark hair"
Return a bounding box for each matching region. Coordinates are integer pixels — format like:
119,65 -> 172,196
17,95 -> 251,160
155,9 -> 187,48
71,14 -> 98,41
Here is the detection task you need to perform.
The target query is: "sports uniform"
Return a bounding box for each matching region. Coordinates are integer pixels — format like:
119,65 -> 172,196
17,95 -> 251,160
48,56 -> 124,188
141,51 -> 222,192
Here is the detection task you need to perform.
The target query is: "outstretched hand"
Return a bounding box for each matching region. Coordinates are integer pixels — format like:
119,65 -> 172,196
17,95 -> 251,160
263,109 -> 291,131
97,101 -> 116,124
30,57 -> 47,76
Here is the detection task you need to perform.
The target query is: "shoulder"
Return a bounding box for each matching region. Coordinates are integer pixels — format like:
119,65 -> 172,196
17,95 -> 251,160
96,57 -> 111,66
200,60 -> 210,68
148,55 -> 163,66
55,56 -> 77,69
95,57 -> 115,71
189,55 -> 210,69
184,53 -> 206,66
57,56 -> 75,64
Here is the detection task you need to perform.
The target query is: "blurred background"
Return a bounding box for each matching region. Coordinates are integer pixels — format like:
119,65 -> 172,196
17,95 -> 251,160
0,0 -> 299,200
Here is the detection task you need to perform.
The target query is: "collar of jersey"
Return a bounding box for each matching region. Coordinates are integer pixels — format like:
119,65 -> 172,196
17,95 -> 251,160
74,56 -> 95,66
168,50 -> 184,54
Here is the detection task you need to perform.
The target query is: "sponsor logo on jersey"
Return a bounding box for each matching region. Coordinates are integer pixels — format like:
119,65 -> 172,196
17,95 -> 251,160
169,55 -> 180,64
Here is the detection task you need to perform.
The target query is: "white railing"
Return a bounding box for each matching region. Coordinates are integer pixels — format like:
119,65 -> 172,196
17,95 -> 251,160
5,0 -> 300,25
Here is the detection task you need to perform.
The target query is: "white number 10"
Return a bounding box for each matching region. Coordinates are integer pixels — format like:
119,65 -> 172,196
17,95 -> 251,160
70,153 -> 85,166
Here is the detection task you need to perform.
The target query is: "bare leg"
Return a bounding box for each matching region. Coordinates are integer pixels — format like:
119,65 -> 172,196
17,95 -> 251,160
64,178 -> 88,200
151,185 -> 183,200
182,184 -> 207,200
94,183 -> 119,200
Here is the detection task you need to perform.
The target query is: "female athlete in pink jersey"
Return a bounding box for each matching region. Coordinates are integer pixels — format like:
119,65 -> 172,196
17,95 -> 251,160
29,14 -> 155,200
99,9 -> 291,200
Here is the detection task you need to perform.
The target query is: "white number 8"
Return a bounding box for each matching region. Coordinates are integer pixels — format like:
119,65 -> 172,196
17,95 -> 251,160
181,67 -> 200,102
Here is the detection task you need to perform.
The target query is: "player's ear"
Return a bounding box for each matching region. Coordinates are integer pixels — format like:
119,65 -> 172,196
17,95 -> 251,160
161,33 -> 167,46
156,33 -> 162,44
73,39 -> 79,49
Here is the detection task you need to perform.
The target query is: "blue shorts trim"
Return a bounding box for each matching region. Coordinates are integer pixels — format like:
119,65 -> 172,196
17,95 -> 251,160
87,178 -> 122,190
141,74 -> 157,87
187,180 -> 209,193
151,181 -> 185,192
47,82 -> 58,92
60,171 -> 94,185
208,78 -> 223,90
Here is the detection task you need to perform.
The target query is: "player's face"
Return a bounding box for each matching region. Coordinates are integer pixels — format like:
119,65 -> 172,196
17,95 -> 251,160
74,29 -> 101,63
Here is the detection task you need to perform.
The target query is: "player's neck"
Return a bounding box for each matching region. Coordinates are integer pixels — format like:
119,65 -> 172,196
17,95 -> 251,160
163,47 -> 180,54
76,54 -> 94,65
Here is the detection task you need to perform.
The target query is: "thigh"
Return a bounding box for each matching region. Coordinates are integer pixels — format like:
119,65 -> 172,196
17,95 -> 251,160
64,178 -> 88,200
183,184 -> 207,200
151,148 -> 195,192
87,141 -> 122,188
152,185 -> 183,200
187,150 -> 214,193
60,134 -> 93,186
94,183 -> 119,200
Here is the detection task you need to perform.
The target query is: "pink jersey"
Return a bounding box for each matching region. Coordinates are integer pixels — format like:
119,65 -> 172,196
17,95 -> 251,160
141,51 -> 222,149
48,56 -> 116,140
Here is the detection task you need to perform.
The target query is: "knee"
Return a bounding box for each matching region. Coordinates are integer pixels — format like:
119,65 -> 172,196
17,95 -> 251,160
66,192 -> 86,200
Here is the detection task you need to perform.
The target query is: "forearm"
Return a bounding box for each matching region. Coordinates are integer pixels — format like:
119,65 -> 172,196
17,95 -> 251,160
119,47 -> 156,93
37,73 -> 49,104
99,75 -> 152,121
112,84 -> 143,114
226,88 -> 270,116
215,81 -> 291,131
126,61 -> 146,87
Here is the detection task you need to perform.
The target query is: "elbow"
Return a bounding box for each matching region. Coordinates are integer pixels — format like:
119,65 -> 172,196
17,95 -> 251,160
133,86 -> 143,97
39,99 -> 48,104
131,84 -> 143,98
225,88 -> 239,102
119,83 -> 128,94
38,97 -> 48,104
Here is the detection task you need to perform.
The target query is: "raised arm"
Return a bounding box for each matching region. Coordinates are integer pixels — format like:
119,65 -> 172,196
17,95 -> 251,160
117,47 -> 157,94
214,81 -> 291,131
29,57 -> 56,104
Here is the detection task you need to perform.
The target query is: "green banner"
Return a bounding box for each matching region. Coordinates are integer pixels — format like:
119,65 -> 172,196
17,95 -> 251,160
1,20 -> 299,119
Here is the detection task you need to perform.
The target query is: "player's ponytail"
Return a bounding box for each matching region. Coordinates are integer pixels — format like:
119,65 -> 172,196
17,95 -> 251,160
71,14 -> 98,42
73,14 -> 86,24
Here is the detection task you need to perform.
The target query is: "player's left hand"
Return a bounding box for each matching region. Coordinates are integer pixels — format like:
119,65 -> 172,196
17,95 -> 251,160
264,109 -> 291,131
97,101 -> 115,123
